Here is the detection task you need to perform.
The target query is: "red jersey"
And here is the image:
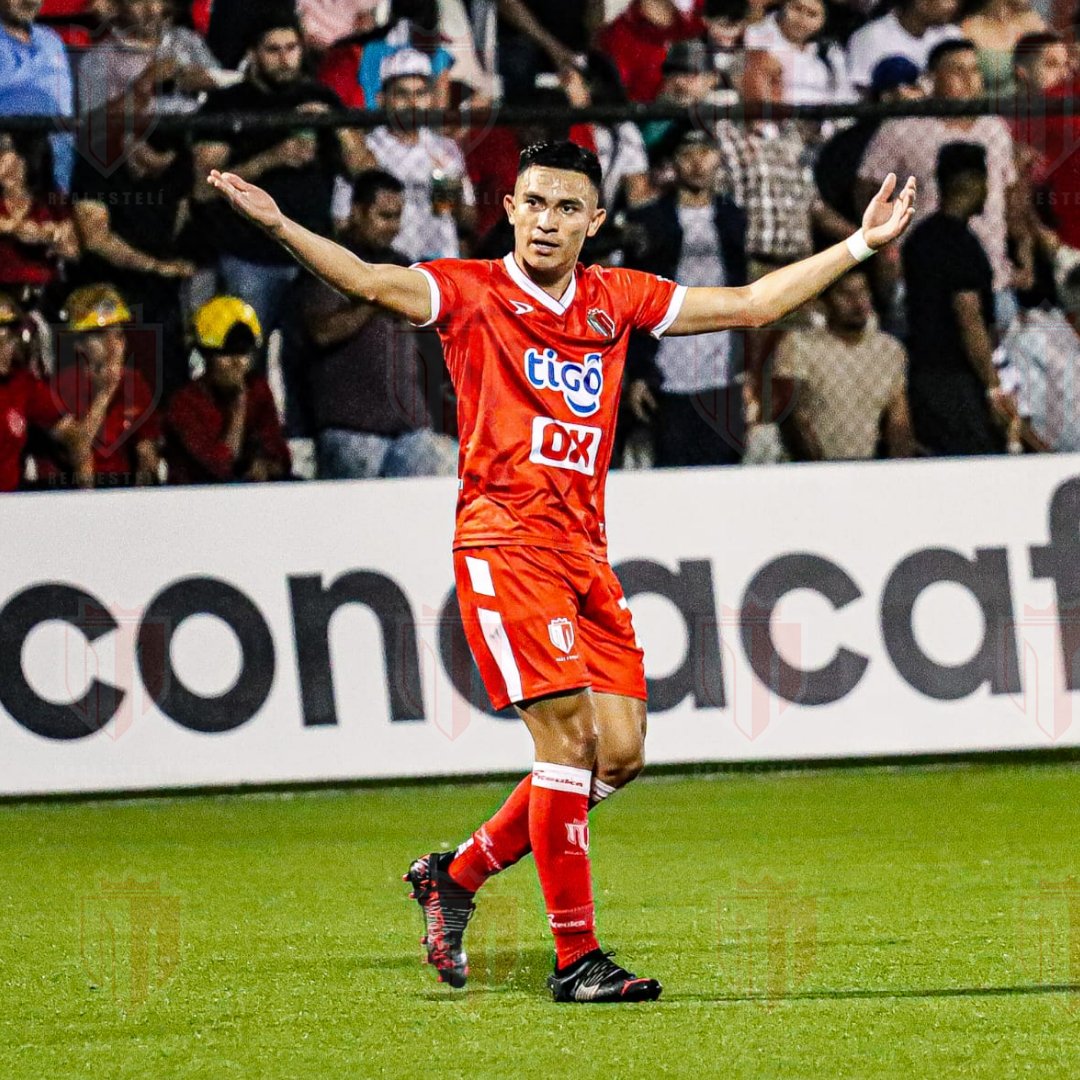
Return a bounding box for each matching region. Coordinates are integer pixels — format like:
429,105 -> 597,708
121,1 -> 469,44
0,369 -> 65,491
413,254 -> 685,557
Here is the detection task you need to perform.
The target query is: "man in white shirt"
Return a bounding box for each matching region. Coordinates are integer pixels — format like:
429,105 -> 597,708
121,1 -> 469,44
847,0 -> 963,91
365,49 -> 476,262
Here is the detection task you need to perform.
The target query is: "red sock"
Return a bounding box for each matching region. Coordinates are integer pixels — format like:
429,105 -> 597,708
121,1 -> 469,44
529,761 -> 598,969
447,775 -> 533,892
447,774 -> 621,893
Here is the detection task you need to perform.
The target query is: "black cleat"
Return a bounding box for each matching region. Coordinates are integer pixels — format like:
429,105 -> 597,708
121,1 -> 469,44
404,851 -> 475,988
547,949 -> 662,1003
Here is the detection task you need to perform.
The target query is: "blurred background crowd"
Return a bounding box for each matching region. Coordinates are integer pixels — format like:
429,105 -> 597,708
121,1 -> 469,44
1,0 -> 1080,489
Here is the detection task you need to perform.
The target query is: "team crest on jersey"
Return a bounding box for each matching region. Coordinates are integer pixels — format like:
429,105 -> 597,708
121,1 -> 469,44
524,348 -> 604,417
586,308 -> 616,339
548,617 -> 575,655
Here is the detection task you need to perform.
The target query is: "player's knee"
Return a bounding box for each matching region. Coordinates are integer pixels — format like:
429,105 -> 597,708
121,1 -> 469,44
597,750 -> 644,790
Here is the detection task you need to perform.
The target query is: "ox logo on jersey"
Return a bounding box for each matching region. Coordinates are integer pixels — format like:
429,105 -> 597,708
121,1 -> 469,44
548,617 -> 575,655
586,308 -> 616,339
530,417 -> 601,476
524,348 -> 604,417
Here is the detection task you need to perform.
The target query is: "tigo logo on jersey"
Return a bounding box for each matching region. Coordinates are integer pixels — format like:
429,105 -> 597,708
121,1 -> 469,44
548,617 -> 575,654
524,348 -> 604,417
530,417 -> 601,476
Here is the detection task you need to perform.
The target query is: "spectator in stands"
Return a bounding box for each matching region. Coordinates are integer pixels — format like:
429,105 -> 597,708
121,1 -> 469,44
702,0 -> 751,93
903,143 -> 1008,455
0,0 -> 74,191
859,38 -> 1032,328
76,0 -> 226,120
624,127 -> 748,466
961,0 -> 1046,97
366,49 -> 475,262
997,247 -> 1080,451
300,169 -> 457,479
494,0 -> 597,103
815,57 -> 924,238
640,39 -> 717,151
773,271 -> 918,459
46,284 -> 162,486
846,0 -> 962,92
595,0 -> 705,103
193,11 -> 370,338
743,0 -> 855,103
0,131 -> 78,298
70,135 -> 195,400
0,291 -> 95,489
205,0 -> 295,70
164,296 -> 291,483
560,59 -> 651,211
299,0 -> 378,52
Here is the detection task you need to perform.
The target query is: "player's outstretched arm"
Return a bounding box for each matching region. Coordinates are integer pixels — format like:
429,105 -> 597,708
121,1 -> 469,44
666,174 -> 916,335
207,170 -> 433,324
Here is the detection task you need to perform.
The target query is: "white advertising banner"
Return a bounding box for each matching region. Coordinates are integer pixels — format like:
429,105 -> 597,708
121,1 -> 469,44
3,454 -> 1080,796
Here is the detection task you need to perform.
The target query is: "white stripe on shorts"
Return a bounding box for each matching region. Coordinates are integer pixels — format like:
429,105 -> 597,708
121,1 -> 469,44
533,761 -> 592,795
465,555 -> 496,597
477,607 -> 523,702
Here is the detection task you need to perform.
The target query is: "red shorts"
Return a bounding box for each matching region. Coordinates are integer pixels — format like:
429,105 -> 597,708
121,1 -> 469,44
454,545 -> 647,711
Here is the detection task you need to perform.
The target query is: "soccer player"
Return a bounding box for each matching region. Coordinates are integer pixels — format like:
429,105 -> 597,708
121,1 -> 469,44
209,141 -> 915,1003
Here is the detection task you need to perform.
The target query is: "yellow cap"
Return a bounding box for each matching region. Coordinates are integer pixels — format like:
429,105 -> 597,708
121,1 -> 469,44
193,296 -> 263,352
65,285 -> 133,331
0,292 -> 23,328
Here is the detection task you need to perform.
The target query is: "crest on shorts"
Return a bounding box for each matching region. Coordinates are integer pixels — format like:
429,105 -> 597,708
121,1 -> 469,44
548,617 -> 575,655
587,308 -> 616,339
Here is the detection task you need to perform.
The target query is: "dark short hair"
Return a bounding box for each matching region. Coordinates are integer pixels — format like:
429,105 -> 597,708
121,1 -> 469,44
936,141 -> 987,192
246,6 -> 303,51
1013,30 -> 1064,72
704,0 -> 749,20
518,141 -> 603,194
927,38 -> 977,72
351,168 -> 405,206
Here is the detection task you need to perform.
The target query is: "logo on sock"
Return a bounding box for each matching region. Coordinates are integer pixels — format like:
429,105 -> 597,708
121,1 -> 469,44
548,617 -> 575,655
564,819 -> 590,853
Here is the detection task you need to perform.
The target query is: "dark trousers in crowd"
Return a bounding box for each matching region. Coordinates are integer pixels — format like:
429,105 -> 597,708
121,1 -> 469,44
655,385 -> 744,467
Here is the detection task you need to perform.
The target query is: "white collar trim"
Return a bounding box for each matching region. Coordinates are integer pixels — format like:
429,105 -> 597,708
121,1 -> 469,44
502,253 -> 576,316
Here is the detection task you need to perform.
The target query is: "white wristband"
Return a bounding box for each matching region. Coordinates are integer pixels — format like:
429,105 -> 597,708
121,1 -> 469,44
846,230 -> 875,263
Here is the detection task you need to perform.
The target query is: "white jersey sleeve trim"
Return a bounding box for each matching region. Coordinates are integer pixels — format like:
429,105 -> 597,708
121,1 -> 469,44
649,284 -> 688,339
408,265 -> 441,328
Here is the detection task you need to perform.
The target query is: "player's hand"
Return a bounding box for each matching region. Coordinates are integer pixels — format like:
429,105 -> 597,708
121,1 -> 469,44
627,379 -> 657,423
861,173 -> 916,250
208,170 -> 285,235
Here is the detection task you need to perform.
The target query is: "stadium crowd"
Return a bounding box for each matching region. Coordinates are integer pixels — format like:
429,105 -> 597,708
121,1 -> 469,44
1,0 -> 1079,488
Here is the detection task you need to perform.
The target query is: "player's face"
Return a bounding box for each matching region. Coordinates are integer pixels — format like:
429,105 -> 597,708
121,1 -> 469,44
505,166 -> 605,278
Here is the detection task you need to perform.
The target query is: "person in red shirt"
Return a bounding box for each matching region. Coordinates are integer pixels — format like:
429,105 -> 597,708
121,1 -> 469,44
209,142 -> 916,1002
164,296 -> 291,484
0,291 -> 115,490
595,0 -> 705,103
45,285 -> 163,488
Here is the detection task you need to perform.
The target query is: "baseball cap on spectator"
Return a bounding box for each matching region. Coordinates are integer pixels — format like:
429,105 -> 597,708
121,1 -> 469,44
870,56 -> 921,97
193,296 -> 263,354
662,40 -> 712,77
380,48 -> 434,87
675,126 -> 720,150
64,286 -> 133,332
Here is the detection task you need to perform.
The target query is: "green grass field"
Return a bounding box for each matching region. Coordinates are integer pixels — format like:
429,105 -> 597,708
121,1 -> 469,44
3,764 -> 1080,1079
